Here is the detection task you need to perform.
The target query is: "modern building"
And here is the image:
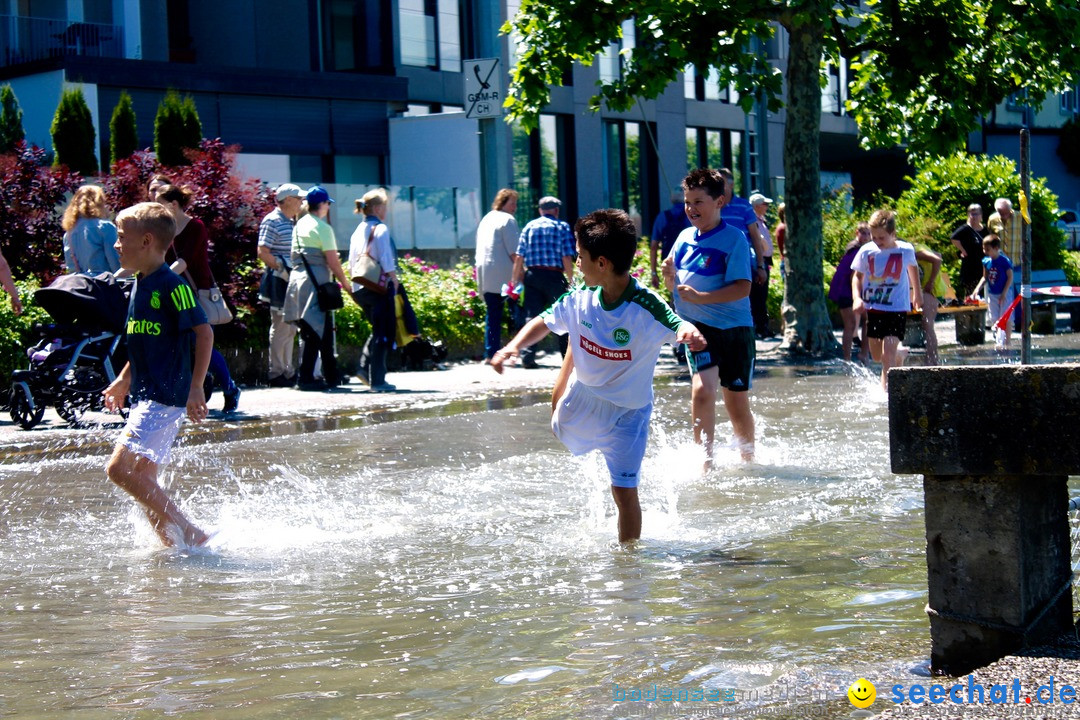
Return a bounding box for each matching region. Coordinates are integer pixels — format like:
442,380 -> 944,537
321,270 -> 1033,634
0,1 -> 1076,251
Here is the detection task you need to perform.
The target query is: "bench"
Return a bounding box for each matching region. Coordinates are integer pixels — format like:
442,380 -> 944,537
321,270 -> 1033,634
904,303 -> 988,346
1012,269 -> 1080,333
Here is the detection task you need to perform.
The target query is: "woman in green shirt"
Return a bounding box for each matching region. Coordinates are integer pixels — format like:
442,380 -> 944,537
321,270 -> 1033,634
283,186 -> 357,390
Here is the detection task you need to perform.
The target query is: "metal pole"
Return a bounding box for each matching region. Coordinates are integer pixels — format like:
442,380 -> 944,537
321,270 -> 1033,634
1020,128 -> 1031,364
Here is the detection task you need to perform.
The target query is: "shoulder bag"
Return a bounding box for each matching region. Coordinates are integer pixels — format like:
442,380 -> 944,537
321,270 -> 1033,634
183,269 -> 233,325
299,253 -> 344,312
351,223 -> 387,295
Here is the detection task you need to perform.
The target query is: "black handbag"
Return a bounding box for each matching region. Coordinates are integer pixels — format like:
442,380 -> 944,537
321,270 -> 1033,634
299,253 -> 344,311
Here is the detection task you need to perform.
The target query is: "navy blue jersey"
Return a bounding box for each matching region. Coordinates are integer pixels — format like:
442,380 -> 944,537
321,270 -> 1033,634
126,264 -> 208,407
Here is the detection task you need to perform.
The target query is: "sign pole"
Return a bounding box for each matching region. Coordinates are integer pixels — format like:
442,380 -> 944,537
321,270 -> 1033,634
1020,128 -> 1031,364
465,56 -> 508,209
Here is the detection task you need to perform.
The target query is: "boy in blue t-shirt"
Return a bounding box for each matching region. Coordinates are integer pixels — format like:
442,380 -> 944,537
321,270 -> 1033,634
970,234 -> 1015,348
661,168 -> 756,466
103,202 -> 214,548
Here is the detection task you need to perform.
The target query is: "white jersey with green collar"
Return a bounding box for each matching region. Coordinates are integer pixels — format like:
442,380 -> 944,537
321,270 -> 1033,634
542,278 -> 682,409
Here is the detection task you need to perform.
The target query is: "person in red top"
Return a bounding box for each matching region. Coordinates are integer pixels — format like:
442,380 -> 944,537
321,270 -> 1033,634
152,183 -> 242,414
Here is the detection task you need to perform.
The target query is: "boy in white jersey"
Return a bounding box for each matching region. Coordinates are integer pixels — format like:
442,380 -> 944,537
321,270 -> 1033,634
491,209 -> 705,542
851,209 -> 922,391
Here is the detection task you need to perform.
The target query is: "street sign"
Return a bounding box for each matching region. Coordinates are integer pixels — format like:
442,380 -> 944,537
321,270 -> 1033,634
464,58 -> 502,119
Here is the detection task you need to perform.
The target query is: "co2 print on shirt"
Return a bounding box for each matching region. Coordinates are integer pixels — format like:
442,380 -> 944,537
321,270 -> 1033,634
853,241 -> 917,313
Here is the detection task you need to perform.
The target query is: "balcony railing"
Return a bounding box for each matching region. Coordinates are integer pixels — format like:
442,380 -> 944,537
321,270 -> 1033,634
0,15 -> 123,68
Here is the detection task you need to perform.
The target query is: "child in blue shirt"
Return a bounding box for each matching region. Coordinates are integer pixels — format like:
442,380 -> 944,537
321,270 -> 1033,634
662,168 -> 756,466
103,202 -> 214,548
970,234 -> 1014,348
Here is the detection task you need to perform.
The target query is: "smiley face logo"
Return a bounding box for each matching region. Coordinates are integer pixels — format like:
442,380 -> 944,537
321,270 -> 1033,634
847,678 -> 876,709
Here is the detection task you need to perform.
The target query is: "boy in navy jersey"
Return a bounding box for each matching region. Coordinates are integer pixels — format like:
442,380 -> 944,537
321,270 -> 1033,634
491,209 -> 704,541
103,202 -> 214,547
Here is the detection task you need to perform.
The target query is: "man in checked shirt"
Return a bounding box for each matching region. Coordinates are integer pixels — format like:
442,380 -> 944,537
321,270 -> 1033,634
511,196 -> 576,368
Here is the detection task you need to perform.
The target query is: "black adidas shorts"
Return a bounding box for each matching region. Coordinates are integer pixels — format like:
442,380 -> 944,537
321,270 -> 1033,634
686,323 -> 755,391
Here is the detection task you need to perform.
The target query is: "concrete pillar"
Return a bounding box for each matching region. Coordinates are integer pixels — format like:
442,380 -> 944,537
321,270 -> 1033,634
889,365 -> 1080,675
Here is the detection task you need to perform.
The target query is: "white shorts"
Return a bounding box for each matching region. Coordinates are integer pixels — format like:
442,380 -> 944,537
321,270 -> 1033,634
551,378 -> 652,488
119,400 -> 187,466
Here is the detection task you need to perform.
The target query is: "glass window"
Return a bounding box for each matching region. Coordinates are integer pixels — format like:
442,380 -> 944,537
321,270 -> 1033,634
328,0 -> 360,71
704,67 -> 723,101
603,122 -> 625,211
686,128 -> 699,170
684,65 -> 696,100
19,0 -> 64,19
599,18 -> 635,84
83,2 -> 112,24
538,114 -> 559,197
603,120 -> 647,232
505,0 -> 522,71
687,127 -> 743,187
400,0 -> 435,67
511,115 -> 574,224
436,0 -> 460,72
1061,86 -> 1079,115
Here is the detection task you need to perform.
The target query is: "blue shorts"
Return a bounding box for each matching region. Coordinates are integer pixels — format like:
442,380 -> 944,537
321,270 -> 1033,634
119,400 -> 186,466
551,378 -> 651,488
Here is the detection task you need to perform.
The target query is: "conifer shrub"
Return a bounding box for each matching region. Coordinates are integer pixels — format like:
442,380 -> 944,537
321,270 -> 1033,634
51,87 -> 98,175
109,91 -> 139,166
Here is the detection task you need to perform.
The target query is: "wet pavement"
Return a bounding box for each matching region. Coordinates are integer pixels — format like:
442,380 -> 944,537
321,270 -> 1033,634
3,314 -> 1079,458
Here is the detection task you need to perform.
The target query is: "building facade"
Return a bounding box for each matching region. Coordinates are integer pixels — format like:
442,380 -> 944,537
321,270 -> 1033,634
0,1 -> 1076,250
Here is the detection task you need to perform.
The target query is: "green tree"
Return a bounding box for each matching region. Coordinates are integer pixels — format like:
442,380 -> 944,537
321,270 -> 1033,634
505,0 -> 1080,355
109,90 -> 139,166
50,86 -> 97,175
180,94 -> 203,151
0,85 -> 25,153
154,89 -> 202,166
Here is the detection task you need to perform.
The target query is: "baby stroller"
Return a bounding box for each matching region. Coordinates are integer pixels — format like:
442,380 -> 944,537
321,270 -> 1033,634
9,273 -> 131,429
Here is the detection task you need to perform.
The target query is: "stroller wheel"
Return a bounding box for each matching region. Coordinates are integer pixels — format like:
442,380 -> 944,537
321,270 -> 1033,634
9,387 -> 45,430
56,397 -> 87,426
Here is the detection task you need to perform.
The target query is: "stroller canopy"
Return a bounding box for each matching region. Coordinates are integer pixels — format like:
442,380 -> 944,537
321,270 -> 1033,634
34,272 -> 130,334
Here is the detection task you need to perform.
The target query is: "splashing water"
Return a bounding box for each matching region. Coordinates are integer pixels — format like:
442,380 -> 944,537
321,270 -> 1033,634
1,364 -> 1071,719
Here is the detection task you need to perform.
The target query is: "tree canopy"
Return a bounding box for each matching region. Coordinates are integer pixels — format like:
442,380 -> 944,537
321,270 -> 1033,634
504,0 -> 1080,354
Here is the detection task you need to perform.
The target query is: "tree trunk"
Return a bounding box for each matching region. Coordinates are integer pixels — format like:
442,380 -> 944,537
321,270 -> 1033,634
779,22 -> 839,356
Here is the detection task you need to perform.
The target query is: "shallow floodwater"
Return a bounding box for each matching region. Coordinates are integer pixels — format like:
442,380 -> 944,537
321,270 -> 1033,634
0,357 -> 1076,719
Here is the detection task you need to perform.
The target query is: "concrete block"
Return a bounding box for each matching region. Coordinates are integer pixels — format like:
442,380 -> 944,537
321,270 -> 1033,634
889,365 -> 1079,674
923,474 -> 1072,674
889,365 -> 1080,476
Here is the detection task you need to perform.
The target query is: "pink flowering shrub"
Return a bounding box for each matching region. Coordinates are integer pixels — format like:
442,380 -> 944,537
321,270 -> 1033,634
399,255 -> 484,354
335,254 -> 485,357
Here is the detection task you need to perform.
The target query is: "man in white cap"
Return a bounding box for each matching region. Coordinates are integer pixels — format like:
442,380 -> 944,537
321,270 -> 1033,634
748,192 -> 775,338
257,183 -> 304,386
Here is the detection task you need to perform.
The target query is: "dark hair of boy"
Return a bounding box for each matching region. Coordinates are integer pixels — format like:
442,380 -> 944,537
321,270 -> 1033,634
574,208 -> 637,275
982,234 -> 1001,249
682,168 -> 726,200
